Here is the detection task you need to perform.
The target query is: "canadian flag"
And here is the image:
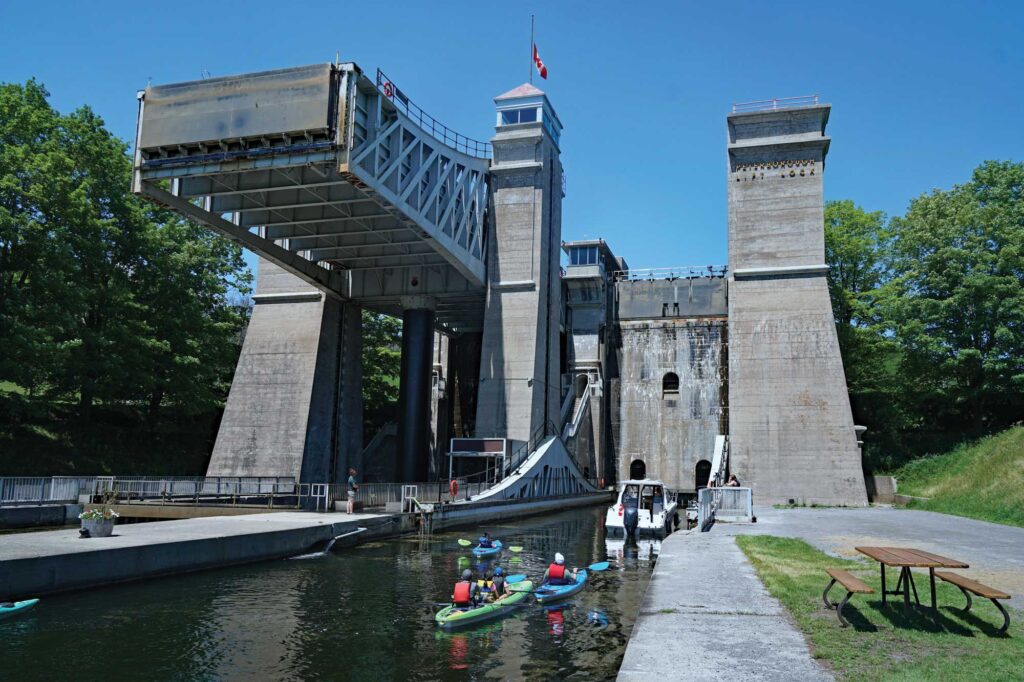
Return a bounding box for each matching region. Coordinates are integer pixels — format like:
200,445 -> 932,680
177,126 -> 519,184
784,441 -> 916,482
533,44 -> 548,80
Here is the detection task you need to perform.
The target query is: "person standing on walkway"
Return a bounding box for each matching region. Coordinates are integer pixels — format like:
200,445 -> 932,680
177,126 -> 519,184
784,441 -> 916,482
346,468 -> 359,514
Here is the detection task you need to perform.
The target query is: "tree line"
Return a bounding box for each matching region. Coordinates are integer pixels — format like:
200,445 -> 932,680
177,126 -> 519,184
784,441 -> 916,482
825,160 -> 1024,471
0,80 -> 252,472
0,80 -> 403,475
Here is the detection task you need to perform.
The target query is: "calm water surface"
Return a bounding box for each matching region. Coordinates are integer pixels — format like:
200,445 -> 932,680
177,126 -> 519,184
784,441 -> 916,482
4,506 -> 658,681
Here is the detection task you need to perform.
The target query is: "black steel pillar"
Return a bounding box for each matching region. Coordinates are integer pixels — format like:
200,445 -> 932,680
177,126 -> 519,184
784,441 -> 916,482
397,305 -> 435,482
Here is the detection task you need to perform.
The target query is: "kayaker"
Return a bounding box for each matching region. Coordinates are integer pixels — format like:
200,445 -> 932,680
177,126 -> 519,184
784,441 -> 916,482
452,569 -> 481,608
489,567 -> 511,600
542,553 -> 577,586
478,532 -> 493,549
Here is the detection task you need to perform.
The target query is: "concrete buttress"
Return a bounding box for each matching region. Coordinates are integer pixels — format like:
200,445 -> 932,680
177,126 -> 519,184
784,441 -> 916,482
207,259 -> 362,483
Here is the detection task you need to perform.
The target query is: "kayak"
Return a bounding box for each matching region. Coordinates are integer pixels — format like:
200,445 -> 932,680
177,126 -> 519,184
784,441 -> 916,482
435,580 -> 533,629
536,569 -> 588,603
0,598 -> 39,621
471,540 -> 502,558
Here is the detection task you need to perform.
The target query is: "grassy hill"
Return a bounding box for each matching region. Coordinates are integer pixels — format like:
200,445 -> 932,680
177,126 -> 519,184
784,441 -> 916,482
894,426 -> 1024,527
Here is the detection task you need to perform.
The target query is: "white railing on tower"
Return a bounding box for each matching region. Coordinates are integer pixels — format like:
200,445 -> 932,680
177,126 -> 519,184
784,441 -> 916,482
731,95 -> 819,113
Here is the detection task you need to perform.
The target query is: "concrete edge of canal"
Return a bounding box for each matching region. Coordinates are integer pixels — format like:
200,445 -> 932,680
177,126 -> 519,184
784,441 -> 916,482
616,529 -> 831,681
0,493 -> 612,600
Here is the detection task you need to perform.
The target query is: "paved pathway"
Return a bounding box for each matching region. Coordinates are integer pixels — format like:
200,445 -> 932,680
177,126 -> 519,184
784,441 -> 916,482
617,530 -> 831,681
720,506 -> 1024,599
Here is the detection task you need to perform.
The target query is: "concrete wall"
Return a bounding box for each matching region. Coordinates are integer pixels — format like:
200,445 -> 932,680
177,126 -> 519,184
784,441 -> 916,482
208,260 -> 362,482
726,105 -> 867,506
616,278 -> 728,320
476,117 -> 562,443
0,504 -> 81,530
610,319 -> 727,491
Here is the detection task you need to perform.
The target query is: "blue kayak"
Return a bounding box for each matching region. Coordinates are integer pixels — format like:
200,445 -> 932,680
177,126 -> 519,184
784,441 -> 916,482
471,540 -> 502,558
0,599 -> 39,621
536,569 -> 587,603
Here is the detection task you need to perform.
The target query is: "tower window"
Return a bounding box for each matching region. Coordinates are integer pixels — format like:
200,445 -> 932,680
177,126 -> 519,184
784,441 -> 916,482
662,372 -> 679,398
500,107 -> 539,125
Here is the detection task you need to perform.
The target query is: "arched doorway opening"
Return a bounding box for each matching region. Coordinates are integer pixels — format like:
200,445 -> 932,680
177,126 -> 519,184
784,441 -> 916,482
695,460 -> 712,489
629,459 -> 646,480
662,372 -> 679,398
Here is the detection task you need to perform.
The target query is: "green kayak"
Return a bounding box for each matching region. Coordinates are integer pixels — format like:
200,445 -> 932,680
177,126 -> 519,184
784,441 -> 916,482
435,580 -> 533,630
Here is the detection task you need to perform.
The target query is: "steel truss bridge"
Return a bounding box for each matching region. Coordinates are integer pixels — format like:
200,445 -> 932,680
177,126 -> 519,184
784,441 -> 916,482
132,63 -> 490,331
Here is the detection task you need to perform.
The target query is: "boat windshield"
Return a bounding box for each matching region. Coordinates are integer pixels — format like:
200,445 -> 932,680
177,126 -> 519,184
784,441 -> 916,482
622,484 -> 640,508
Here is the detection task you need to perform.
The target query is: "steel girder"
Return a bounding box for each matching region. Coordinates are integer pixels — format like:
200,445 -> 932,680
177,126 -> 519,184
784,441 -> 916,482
131,62 -> 487,333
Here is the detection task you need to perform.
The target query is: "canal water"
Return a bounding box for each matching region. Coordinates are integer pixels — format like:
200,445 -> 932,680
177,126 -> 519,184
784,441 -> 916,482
4,506 -> 658,681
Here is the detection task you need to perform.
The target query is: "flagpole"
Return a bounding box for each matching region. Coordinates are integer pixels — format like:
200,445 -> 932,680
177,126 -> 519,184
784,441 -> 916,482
529,14 -> 535,84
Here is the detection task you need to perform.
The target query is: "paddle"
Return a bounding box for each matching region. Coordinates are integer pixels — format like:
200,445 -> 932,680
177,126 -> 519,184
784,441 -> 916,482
457,539 -> 472,547
505,574 -> 527,584
508,546 -> 524,552
586,561 -> 610,572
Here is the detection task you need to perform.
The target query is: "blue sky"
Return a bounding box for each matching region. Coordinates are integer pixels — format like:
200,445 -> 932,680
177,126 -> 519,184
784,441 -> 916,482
2,0 -> 1021,271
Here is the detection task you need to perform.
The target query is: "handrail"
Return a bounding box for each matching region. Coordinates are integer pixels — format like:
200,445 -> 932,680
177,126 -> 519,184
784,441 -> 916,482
731,95 -> 819,113
612,265 -> 727,281
375,69 -> 492,159
559,383 -> 575,428
562,374 -> 591,441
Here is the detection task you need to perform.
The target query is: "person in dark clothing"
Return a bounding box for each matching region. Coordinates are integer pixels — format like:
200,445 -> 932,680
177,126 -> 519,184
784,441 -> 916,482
489,566 -> 511,600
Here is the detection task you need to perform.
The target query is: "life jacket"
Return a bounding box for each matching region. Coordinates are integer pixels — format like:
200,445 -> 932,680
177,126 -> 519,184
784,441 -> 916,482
453,581 -> 471,604
548,563 -> 565,580
479,538 -> 492,548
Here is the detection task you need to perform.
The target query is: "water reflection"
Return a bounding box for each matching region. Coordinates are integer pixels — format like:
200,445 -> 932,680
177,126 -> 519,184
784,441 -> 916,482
4,506 -> 654,681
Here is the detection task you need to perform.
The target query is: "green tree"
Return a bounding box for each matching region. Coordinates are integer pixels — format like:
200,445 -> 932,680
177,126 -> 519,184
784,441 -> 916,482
824,200 -> 909,468
824,200 -> 893,389
0,79 -> 250,470
361,310 -> 401,441
886,160 -> 1024,432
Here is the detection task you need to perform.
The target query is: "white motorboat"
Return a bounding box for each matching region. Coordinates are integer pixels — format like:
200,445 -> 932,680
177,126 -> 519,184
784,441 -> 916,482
605,479 -> 679,538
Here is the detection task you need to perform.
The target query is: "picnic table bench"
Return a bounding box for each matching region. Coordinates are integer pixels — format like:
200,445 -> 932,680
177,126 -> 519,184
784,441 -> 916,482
855,546 -> 968,611
822,568 -> 874,627
935,571 -> 1012,633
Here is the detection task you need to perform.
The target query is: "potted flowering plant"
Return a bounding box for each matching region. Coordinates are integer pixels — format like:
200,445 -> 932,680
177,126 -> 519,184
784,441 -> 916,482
79,506 -> 119,538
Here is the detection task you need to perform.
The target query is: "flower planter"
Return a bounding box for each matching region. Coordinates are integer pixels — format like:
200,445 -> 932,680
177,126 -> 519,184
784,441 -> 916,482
81,518 -> 115,538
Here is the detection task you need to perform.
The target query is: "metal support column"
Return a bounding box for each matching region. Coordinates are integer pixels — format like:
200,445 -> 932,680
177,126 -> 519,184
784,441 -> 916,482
397,298 -> 436,482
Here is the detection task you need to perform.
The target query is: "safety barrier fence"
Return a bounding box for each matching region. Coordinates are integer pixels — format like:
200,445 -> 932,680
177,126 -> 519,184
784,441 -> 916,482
0,476 -> 296,507
4,474 -> 605,513
612,265 -> 728,281
731,95 -> 819,113
696,486 -> 753,531
375,69 -> 492,159
0,477 -> 96,506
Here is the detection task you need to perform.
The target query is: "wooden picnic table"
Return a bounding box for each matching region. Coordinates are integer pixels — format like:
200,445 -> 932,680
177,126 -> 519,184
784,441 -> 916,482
855,546 -> 969,611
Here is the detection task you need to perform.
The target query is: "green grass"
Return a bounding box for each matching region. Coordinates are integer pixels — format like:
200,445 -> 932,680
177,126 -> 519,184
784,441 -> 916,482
737,536 -> 1022,681
893,427 -> 1024,528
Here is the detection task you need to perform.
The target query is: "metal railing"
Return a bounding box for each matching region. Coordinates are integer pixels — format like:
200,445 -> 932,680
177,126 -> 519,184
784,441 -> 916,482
697,486 -> 753,531
731,95 -> 819,113
376,69 -> 492,159
562,375 -> 591,441
612,265 -> 728,281
0,476 -> 297,507
0,477 -> 97,506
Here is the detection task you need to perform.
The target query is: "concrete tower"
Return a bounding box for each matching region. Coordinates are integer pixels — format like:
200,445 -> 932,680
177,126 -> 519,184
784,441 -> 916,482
475,84 -> 564,446
726,100 -> 867,505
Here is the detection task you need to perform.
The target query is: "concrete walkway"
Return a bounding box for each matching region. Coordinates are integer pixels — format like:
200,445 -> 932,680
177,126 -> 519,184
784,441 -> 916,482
720,506 -> 1024,599
617,530 -> 831,681
0,511 -> 394,599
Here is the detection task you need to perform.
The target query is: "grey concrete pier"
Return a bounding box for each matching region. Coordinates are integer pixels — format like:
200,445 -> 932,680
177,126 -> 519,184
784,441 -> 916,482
617,530 -> 830,681
0,511 -> 394,600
